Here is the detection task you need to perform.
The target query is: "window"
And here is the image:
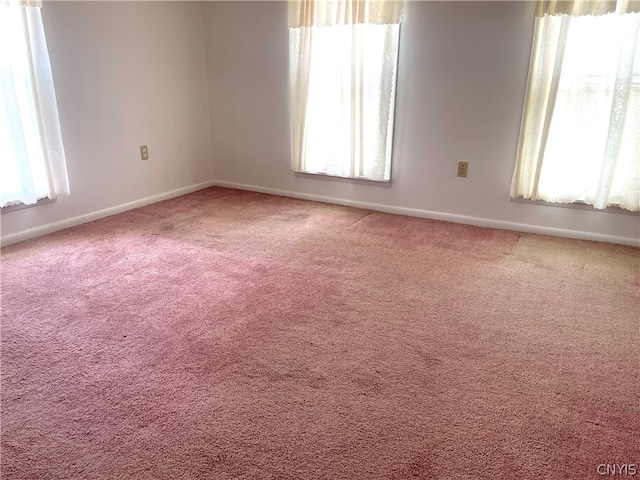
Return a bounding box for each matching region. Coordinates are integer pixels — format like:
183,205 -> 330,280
511,1 -> 639,212
288,0 -> 403,182
0,0 -> 69,208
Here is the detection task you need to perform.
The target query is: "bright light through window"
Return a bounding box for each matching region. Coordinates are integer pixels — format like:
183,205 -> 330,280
289,2 -> 402,183
0,3 -> 69,208
512,9 -> 640,212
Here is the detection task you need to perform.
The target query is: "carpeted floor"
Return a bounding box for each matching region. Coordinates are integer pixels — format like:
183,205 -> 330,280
1,186 -> 638,479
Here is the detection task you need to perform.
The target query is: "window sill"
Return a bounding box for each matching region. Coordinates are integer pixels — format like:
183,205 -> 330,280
1,197 -> 56,214
510,197 -> 639,216
295,171 -> 392,188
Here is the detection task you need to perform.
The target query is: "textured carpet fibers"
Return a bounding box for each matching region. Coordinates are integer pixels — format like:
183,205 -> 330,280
1,187 -> 638,479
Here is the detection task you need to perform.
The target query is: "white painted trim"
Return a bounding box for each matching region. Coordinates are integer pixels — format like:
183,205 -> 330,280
0,180 -> 216,247
3,178 -> 638,248
214,180 -> 640,248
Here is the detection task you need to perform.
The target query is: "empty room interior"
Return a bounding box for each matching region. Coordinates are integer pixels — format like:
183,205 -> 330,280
1,1 -> 639,479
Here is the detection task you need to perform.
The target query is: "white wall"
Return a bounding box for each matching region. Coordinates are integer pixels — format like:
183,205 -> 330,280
1,1 -> 214,243
204,1 -> 639,245
2,1 -> 638,247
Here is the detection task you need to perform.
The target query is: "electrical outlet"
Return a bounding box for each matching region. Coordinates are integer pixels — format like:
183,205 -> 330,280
140,145 -> 149,161
457,161 -> 468,177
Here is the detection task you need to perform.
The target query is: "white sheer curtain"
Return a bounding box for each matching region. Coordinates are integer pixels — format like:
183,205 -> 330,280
511,1 -> 640,211
289,0 -> 403,182
0,0 -> 69,208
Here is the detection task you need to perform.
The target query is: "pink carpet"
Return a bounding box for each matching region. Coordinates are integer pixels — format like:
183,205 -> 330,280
1,187 -> 638,479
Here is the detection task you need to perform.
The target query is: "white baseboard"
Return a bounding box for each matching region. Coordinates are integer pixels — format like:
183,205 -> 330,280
3,179 -> 637,248
1,180 -> 216,247
214,180 -> 640,248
